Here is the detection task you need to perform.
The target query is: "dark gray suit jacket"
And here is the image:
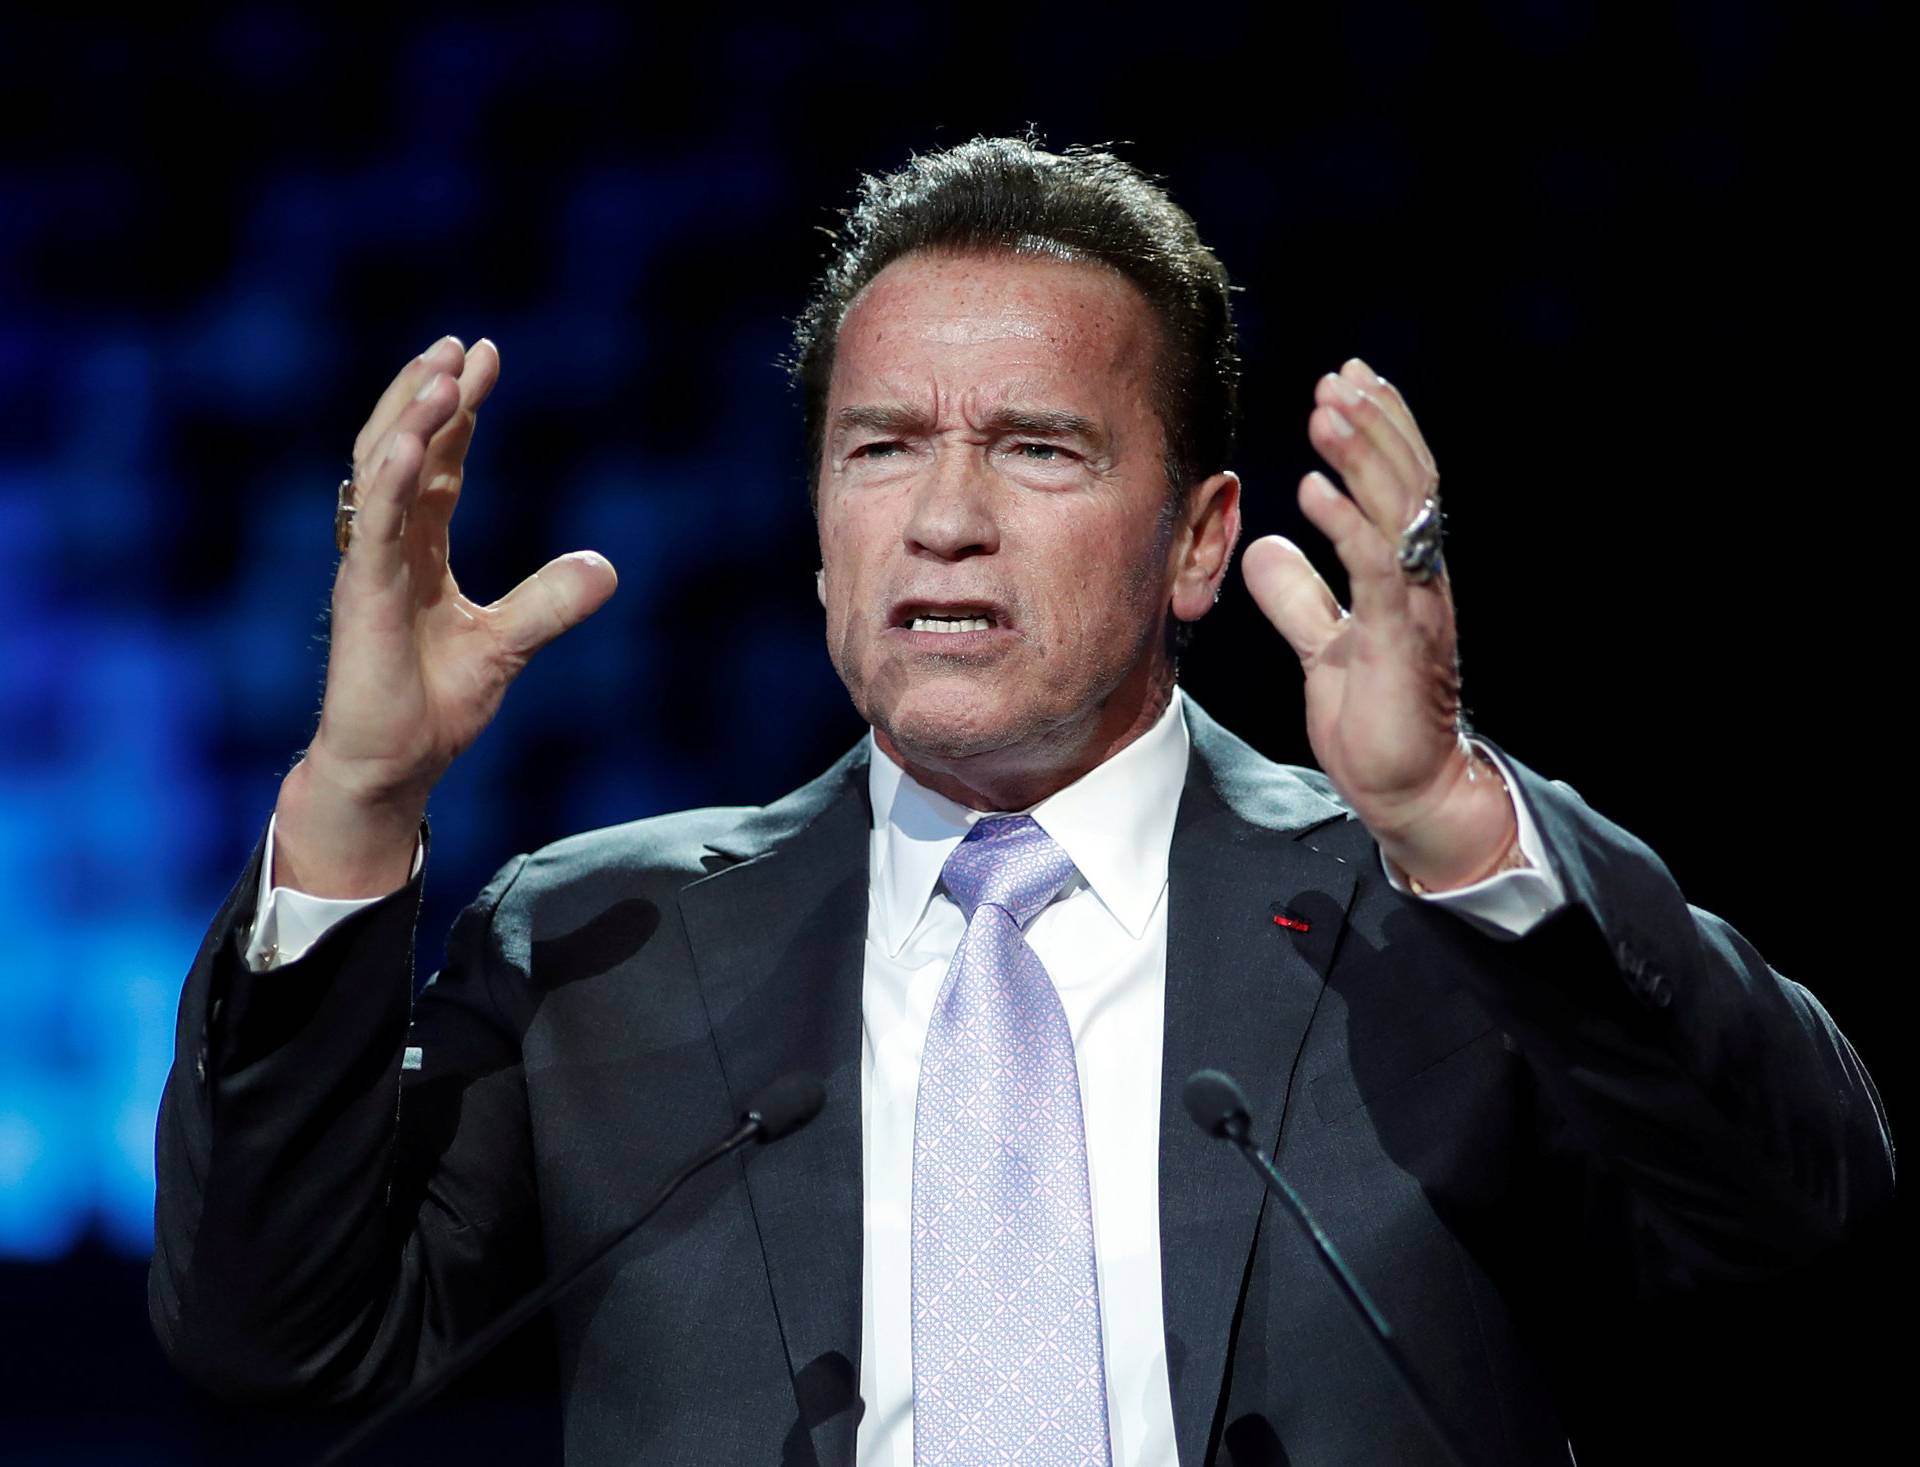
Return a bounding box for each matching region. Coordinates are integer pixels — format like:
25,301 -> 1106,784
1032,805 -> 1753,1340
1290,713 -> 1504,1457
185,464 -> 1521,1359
149,702 -> 1892,1465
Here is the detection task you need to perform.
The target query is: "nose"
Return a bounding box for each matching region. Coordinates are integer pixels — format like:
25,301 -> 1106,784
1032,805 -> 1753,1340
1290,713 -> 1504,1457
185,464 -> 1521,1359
902,444 -> 999,561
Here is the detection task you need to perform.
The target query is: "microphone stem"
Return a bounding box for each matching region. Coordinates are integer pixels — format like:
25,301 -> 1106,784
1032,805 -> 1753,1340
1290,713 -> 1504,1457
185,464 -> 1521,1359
1227,1135 -> 1475,1467
313,1120 -> 760,1467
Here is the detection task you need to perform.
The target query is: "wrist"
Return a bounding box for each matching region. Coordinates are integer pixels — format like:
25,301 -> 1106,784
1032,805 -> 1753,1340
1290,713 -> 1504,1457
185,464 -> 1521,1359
272,755 -> 425,900
1377,743 -> 1523,894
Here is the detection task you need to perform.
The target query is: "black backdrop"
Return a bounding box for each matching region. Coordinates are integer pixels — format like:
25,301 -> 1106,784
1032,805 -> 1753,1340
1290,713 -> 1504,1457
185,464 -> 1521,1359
0,3 -> 1899,1462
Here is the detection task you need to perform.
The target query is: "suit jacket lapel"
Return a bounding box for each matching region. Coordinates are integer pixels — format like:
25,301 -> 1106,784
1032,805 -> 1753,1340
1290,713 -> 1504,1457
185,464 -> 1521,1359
1160,703 -> 1358,1466
678,742 -> 873,1467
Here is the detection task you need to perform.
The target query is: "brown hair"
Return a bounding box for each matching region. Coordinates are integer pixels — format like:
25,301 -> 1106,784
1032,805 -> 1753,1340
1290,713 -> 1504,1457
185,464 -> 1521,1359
788,136 -> 1240,511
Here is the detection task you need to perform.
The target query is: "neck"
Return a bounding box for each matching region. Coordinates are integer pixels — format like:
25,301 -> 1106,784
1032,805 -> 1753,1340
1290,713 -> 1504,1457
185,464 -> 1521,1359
873,665 -> 1176,812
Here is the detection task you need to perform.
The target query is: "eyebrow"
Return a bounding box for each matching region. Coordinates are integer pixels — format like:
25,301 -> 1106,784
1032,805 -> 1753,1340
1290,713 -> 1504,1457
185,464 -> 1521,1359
831,404 -> 928,438
830,404 -> 1104,443
990,407 -> 1102,441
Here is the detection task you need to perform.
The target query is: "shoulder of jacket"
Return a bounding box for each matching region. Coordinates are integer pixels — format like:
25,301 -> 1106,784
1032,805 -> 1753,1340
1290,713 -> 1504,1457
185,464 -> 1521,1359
1281,763 -> 1350,811
505,805 -> 761,899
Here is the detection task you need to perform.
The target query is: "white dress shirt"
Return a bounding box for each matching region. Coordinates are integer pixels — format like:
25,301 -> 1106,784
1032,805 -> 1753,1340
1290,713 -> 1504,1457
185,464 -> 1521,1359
856,689 -> 1191,1466
244,694 -> 1567,1466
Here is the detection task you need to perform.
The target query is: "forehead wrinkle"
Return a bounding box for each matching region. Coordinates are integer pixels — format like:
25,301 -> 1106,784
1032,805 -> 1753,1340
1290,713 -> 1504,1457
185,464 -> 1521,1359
829,253 -> 1160,456
950,362 -> 1122,425
845,251 -> 1150,367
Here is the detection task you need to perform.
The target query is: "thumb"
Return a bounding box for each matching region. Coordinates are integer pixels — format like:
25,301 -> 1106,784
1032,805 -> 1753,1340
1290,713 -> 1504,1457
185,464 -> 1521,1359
490,550 -> 620,660
1241,534 -> 1342,667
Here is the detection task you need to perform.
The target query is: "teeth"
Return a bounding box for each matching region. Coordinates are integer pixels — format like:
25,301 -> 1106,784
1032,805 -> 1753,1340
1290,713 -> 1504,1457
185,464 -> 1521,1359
910,616 -> 992,633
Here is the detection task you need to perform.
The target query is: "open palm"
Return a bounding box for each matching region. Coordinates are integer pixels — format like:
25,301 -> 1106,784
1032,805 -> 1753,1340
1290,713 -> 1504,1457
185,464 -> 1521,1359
276,337 -> 616,894
1243,359 -> 1514,888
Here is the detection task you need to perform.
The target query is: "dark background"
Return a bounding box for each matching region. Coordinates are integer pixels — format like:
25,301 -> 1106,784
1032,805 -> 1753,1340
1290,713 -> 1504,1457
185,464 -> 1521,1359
0,2 -> 1899,1462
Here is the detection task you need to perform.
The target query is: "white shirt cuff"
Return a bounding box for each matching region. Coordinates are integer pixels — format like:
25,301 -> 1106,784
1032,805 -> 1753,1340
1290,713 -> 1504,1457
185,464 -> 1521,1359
1380,741 -> 1569,939
242,813 -> 424,972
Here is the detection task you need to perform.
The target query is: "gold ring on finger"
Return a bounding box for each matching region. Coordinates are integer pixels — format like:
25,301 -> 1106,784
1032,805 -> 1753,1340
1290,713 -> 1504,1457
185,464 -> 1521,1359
335,478 -> 358,553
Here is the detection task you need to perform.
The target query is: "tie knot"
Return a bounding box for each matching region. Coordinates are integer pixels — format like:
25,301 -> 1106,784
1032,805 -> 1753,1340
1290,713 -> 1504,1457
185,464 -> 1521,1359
940,815 -> 1077,927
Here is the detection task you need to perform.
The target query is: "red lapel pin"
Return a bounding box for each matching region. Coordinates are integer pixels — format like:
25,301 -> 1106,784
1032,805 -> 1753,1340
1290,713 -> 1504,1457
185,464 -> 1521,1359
1271,905 -> 1311,933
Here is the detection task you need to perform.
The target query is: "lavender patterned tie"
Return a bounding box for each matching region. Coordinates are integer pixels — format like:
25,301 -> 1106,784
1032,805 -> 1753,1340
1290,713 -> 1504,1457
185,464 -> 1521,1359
911,815 -> 1112,1467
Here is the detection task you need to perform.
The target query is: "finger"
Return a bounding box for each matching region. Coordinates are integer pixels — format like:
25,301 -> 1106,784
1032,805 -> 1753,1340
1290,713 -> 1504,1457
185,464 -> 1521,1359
1241,533 -> 1344,666
414,338 -> 502,531
352,335 -> 467,476
1310,373 -> 1430,538
349,373 -> 463,557
1342,358 -> 1437,478
1297,470 -> 1409,623
489,550 -> 620,660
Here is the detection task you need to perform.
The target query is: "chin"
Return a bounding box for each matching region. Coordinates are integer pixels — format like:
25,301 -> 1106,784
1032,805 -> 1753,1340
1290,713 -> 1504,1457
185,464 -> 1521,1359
877,706 -> 1016,764
866,683 -> 1043,765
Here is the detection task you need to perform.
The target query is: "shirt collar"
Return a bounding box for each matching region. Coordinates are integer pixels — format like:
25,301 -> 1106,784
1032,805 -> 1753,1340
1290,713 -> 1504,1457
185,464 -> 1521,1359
866,687 -> 1191,955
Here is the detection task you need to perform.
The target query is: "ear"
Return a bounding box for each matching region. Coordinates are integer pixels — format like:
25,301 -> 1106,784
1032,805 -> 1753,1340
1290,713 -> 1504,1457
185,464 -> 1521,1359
815,567 -> 827,608
1168,471 -> 1242,624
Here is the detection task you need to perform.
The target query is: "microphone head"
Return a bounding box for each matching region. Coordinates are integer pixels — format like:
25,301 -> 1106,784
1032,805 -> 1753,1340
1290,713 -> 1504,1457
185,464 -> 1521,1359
744,1073 -> 825,1142
1183,1069 -> 1252,1140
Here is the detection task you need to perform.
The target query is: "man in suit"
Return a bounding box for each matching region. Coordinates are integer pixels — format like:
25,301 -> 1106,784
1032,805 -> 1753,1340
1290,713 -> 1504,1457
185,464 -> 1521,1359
150,139 -> 1892,1465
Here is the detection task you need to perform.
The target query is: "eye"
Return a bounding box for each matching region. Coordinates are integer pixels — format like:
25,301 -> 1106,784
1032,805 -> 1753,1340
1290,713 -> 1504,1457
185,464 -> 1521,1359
853,440 -> 905,459
1015,442 -> 1071,462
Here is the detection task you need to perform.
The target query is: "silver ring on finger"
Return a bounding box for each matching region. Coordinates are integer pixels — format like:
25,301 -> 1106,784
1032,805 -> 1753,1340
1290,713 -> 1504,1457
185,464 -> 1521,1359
1396,495 -> 1444,584
335,478 -> 358,553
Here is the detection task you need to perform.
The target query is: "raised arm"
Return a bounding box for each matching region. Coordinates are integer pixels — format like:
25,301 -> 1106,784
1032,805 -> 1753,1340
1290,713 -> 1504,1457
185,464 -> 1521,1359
151,336 -> 615,1404
274,335 -> 617,898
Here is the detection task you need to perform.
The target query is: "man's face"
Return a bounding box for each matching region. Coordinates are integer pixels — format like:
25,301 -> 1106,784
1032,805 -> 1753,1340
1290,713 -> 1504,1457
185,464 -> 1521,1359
816,248 -> 1209,773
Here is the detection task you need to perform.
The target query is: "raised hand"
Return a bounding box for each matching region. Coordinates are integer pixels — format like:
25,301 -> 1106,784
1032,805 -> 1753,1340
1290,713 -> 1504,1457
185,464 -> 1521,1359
1241,358 -> 1518,891
273,336 -> 618,897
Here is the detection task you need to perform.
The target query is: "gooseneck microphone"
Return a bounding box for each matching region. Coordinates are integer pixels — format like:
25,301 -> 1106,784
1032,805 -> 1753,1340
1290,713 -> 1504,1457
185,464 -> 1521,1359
314,1073 -> 826,1467
736,1071 -> 828,1142
1183,1069 -> 1473,1467
1182,1068 -> 1254,1142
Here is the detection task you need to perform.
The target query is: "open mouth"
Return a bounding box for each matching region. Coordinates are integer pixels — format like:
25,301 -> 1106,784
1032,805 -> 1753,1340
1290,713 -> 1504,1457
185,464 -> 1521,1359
893,603 -> 1005,635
